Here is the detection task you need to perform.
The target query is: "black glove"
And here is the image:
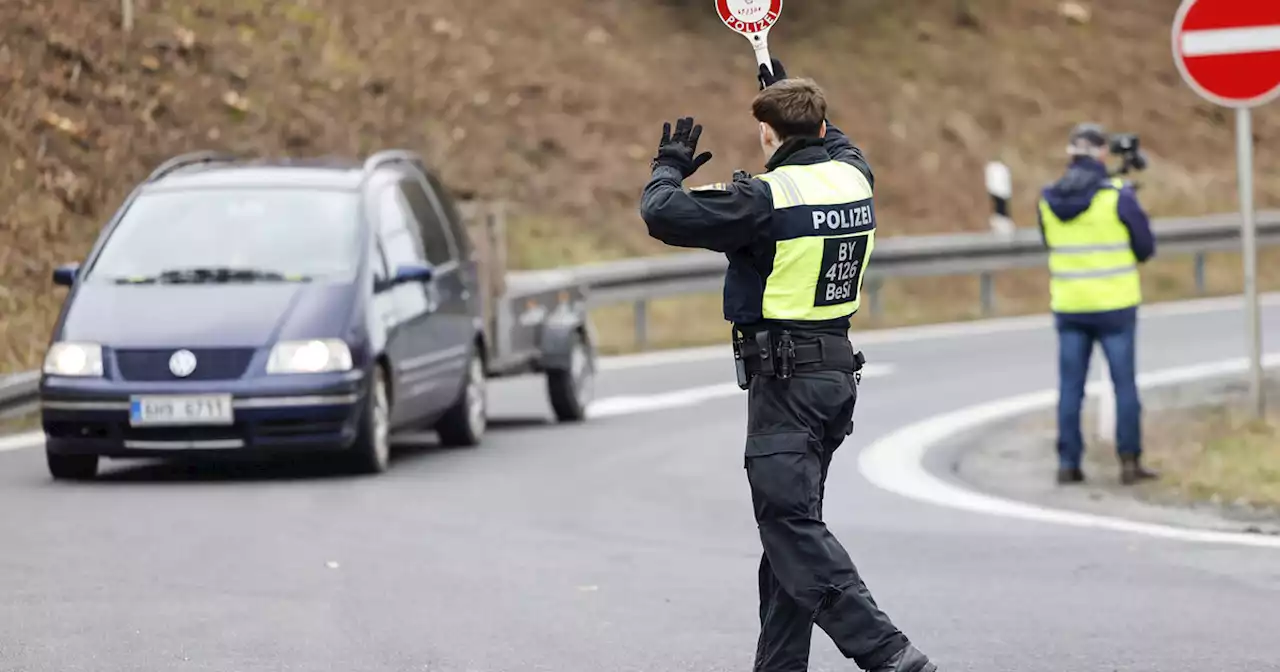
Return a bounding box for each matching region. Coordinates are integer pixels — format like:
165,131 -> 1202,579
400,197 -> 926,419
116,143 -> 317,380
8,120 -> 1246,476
651,116 -> 713,178
758,58 -> 788,90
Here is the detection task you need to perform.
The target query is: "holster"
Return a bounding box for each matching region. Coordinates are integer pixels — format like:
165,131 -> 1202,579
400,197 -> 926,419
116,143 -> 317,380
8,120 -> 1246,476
733,329 -> 863,390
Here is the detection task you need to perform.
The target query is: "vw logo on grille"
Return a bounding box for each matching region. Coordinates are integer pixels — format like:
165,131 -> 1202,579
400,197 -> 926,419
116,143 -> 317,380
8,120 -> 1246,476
168,349 -> 198,378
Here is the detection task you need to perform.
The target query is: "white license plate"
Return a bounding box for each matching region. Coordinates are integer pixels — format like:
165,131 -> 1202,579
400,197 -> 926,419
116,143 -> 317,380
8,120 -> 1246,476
129,395 -> 234,427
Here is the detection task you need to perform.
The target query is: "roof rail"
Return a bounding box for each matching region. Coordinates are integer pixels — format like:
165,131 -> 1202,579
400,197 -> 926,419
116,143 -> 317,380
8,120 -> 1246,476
362,150 -> 424,175
146,151 -> 239,183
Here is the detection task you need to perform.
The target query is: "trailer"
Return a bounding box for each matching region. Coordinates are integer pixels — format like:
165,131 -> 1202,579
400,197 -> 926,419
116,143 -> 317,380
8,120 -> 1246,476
458,201 -> 598,422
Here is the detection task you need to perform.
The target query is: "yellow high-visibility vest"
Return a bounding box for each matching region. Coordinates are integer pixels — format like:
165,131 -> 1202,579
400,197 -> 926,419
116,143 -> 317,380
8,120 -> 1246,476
1039,178 -> 1142,313
754,161 -> 876,321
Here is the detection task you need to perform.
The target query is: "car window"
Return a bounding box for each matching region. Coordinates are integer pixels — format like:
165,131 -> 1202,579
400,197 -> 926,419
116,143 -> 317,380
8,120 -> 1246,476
398,178 -> 456,266
86,188 -> 361,283
423,171 -> 472,260
377,185 -> 427,271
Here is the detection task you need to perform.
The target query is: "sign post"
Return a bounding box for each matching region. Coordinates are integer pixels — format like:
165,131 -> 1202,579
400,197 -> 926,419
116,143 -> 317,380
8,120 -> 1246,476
1173,0 -> 1280,418
716,0 -> 784,73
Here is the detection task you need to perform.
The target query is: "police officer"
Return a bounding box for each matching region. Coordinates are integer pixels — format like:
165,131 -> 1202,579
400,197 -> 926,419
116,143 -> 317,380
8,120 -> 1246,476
1038,123 -> 1158,486
639,59 -> 938,672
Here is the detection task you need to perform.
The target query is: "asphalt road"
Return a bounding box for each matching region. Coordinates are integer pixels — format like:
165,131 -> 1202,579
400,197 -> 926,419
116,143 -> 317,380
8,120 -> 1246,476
5,296 -> 1280,671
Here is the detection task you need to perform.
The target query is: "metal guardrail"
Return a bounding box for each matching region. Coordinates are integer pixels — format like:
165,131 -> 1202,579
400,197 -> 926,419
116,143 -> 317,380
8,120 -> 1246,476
3,210 -> 1279,413
0,371 -> 40,421
546,210 -> 1280,346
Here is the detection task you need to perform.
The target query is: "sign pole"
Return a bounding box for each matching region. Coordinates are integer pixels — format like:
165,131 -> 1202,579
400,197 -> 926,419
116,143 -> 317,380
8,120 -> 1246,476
1238,106 -> 1264,418
1172,0 -> 1278,419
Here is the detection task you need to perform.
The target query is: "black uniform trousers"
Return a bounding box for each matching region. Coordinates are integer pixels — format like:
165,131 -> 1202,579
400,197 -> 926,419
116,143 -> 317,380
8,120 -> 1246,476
745,366 -> 908,671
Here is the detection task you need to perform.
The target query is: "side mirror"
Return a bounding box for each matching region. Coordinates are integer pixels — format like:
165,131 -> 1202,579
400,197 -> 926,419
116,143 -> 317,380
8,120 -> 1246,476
392,262 -> 434,285
53,263 -> 80,287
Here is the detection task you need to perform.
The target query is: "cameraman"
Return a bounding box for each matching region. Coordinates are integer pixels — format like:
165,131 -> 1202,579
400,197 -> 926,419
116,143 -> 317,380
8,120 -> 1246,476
1037,123 -> 1157,486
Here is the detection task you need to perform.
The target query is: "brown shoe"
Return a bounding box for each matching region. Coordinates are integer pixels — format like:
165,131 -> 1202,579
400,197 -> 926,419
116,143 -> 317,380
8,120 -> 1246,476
1120,455 -> 1158,485
1057,466 -> 1085,484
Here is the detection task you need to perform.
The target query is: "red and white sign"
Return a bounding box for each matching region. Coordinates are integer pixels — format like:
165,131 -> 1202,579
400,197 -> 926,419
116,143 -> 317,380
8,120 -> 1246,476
1173,0 -> 1280,108
716,0 -> 782,36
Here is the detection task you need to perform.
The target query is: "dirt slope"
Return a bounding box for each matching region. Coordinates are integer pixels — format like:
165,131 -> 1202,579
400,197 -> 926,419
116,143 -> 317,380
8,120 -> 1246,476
2,0 -> 1279,370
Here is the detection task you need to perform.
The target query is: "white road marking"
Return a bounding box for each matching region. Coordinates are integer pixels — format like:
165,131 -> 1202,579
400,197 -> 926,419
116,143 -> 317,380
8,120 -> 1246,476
598,292 -> 1280,371
857,354 -> 1280,549
600,344 -> 728,371
1182,26 -> 1280,58
0,431 -> 44,453
0,367 -> 896,452
587,363 -> 895,419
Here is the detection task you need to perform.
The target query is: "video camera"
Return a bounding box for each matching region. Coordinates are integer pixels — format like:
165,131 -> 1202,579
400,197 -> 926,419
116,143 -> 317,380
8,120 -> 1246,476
1108,133 -> 1148,175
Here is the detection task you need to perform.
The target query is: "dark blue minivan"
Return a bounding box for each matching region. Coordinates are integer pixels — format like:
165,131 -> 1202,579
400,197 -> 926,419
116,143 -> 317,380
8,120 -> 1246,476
39,151 -> 506,479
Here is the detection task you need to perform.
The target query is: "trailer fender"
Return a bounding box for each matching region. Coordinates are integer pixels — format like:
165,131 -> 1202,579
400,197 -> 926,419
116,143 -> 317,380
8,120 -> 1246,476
538,303 -> 593,371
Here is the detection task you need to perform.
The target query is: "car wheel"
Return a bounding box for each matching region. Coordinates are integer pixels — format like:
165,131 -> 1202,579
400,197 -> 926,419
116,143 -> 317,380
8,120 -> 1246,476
47,452 -> 99,481
350,366 -> 392,474
436,348 -> 486,447
548,331 -> 595,423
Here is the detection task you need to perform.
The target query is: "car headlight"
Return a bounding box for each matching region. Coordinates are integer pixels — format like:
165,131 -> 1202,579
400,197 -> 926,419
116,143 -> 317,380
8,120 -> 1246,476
267,339 -> 353,374
43,342 -> 104,377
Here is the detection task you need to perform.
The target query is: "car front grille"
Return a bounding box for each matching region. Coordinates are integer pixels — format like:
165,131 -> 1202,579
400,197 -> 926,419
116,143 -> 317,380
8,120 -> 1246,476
114,348 -> 256,382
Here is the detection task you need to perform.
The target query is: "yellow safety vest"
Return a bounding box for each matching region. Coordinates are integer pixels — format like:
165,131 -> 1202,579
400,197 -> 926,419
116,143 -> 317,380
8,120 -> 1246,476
754,161 -> 876,321
1039,178 -> 1142,313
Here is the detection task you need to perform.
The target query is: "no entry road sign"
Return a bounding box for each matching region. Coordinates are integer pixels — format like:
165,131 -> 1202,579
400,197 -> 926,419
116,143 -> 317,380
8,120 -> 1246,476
1172,0 -> 1280,417
1173,0 -> 1280,108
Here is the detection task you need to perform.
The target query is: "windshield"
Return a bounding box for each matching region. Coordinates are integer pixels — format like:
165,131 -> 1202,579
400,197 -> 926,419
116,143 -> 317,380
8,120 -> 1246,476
86,187 -> 362,284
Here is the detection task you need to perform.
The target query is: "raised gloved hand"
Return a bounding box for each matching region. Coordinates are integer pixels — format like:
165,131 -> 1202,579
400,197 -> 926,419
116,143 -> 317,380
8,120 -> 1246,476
651,116 -> 713,179
758,58 -> 789,90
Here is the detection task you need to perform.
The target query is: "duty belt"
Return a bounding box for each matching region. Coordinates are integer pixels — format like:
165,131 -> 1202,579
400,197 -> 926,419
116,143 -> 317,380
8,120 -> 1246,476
732,330 -> 866,389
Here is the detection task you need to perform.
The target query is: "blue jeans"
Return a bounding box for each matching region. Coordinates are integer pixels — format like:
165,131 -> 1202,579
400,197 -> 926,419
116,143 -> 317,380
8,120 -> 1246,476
1056,314 -> 1142,468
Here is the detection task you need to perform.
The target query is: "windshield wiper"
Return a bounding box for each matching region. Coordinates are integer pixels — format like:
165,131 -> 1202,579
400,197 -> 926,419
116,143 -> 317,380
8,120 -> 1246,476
115,267 -> 309,284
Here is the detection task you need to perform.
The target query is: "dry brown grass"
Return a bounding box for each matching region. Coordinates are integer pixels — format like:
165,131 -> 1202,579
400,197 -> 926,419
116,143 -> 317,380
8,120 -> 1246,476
0,405 -> 40,435
1127,377 -> 1280,509
6,0 -> 1280,371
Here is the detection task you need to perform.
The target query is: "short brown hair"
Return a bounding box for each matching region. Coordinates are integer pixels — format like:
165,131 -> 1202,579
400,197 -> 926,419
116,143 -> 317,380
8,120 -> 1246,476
752,78 -> 827,140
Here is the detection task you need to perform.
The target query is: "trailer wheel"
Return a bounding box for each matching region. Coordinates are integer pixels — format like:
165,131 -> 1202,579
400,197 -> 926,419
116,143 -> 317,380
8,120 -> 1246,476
548,331 -> 594,423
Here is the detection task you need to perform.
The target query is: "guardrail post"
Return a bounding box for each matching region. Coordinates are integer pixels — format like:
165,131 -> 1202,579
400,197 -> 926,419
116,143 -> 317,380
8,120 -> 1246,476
979,272 -> 994,316
865,276 -> 882,318
1194,251 -> 1206,294
633,299 -> 648,350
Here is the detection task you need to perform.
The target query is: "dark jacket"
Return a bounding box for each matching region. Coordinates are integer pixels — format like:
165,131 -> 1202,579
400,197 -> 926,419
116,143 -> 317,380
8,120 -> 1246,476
1037,156 -> 1155,329
639,121 -> 873,336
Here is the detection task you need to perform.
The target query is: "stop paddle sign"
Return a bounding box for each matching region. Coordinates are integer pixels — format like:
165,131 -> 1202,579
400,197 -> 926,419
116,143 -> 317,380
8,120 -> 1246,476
715,0 -> 784,72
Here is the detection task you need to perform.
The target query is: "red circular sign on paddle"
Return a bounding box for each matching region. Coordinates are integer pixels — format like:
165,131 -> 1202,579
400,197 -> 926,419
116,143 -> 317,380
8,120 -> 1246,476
716,0 -> 783,36
1172,0 -> 1280,108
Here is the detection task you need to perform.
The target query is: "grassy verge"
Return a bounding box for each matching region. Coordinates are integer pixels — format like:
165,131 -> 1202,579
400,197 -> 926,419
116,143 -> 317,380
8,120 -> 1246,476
0,410 -> 40,436
1126,380 -> 1280,510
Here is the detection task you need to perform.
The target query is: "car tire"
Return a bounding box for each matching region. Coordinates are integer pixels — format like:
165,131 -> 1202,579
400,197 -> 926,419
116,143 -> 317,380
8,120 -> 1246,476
436,347 -> 486,448
548,331 -> 594,423
350,366 -> 392,474
47,452 -> 98,481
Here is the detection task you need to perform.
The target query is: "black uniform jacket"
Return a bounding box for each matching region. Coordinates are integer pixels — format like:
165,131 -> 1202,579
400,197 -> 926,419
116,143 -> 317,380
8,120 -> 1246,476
638,121 -> 875,336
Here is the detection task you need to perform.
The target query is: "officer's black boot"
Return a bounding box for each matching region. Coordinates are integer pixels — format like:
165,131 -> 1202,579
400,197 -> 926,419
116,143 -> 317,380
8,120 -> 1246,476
867,643 -> 937,672
1120,454 -> 1157,485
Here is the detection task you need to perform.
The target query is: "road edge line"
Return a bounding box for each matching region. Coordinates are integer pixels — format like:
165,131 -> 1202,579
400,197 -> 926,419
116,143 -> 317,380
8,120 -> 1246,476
599,291 -> 1280,371
0,431 -> 45,453
856,353 -> 1280,549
